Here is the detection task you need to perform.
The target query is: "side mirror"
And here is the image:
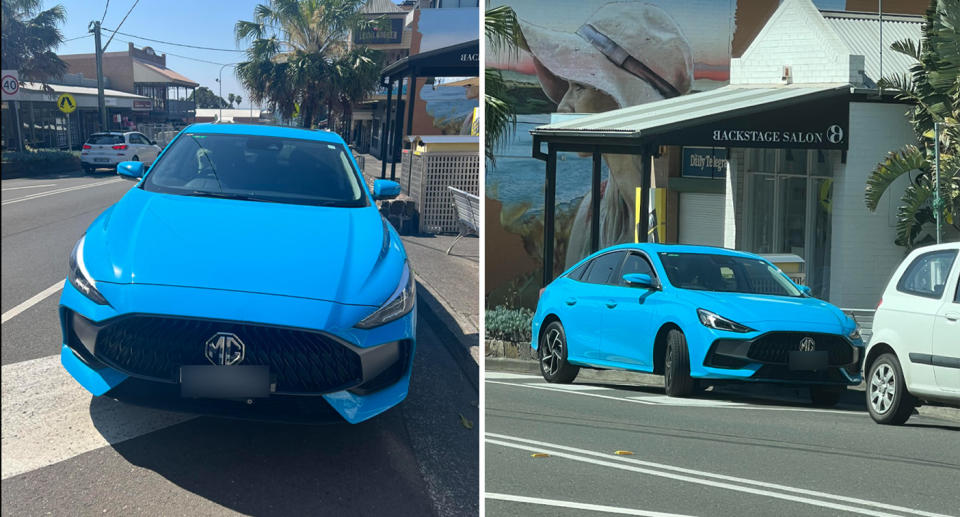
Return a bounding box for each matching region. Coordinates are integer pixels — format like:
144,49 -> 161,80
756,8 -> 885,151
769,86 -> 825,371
373,179 -> 401,200
799,285 -> 812,296
117,161 -> 144,179
623,273 -> 658,289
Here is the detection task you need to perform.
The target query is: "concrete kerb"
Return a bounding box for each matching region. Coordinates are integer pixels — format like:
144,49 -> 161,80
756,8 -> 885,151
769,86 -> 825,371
485,357 -> 960,423
416,278 -> 479,392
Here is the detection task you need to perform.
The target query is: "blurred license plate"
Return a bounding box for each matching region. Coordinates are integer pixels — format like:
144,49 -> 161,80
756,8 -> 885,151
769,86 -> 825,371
788,351 -> 828,371
94,158 -> 109,163
180,365 -> 270,398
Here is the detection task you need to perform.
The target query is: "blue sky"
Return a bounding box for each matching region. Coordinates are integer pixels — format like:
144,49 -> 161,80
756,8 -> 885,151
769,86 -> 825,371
45,0 -> 400,108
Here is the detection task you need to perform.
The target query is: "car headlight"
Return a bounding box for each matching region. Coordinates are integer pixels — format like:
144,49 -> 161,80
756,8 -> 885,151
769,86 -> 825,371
68,234 -> 109,305
848,324 -> 861,341
697,308 -> 754,333
355,261 -> 415,329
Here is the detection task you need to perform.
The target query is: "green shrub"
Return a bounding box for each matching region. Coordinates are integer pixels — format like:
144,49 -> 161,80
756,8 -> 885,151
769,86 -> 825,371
485,305 -> 534,343
1,149 -> 80,177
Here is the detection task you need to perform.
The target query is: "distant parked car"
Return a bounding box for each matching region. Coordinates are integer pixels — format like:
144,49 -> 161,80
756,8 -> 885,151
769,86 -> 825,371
532,244 -> 864,406
864,242 -> 960,425
80,131 -> 161,172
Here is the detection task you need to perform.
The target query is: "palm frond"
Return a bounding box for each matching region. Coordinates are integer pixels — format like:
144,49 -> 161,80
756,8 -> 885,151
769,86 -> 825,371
865,146 -> 928,211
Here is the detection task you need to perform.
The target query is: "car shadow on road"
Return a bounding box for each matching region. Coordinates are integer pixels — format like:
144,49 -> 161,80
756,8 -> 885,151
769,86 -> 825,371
88,396 -> 438,516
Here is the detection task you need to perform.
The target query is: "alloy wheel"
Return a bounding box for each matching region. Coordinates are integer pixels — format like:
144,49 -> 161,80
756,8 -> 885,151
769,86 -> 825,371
541,328 -> 562,377
869,363 -> 896,414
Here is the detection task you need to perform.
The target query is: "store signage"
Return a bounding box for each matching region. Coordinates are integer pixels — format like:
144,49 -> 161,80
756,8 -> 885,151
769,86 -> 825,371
682,147 -> 727,178
661,94 -> 850,150
132,99 -> 152,111
354,18 -> 404,45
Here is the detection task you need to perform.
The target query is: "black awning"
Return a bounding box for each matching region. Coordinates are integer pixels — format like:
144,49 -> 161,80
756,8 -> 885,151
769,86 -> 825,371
381,39 -> 479,80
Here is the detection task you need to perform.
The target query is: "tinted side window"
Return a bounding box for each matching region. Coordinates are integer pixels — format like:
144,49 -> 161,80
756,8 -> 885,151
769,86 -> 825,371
618,253 -> 654,285
132,134 -> 148,144
896,250 -> 958,299
583,252 -> 625,285
954,276 -> 959,304
568,261 -> 591,281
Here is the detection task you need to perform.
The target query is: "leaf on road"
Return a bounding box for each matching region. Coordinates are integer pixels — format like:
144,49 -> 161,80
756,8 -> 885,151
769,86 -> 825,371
459,413 -> 474,429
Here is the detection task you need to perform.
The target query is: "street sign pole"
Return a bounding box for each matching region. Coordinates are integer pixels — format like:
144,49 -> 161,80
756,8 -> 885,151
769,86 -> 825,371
66,112 -> 72,151
14,101 -> 24,151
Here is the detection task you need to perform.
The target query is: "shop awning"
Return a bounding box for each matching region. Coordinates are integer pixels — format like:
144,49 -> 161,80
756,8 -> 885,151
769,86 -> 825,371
532,84 -> 851,147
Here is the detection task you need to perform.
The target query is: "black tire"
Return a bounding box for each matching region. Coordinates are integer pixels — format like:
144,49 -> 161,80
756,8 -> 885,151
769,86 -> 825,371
664,329 -> 694,397
538,321 -> 579,384
82,164 -> 94,173
866,353 -> 915,425
132,155 -> 140,162
809,385 -> 845,407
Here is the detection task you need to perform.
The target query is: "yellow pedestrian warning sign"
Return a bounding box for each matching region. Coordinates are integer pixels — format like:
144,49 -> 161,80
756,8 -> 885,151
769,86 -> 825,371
57,93 -> 76,114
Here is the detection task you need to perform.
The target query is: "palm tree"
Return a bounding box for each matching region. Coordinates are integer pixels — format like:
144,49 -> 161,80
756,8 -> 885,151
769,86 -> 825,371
865,0 -> 959,247
234,0 -> 380,129
2,0 -> 68,150
228,93 -> 236,108
1,0 -> 68,82
235,94 -> 243,108
484,5 -> 525,162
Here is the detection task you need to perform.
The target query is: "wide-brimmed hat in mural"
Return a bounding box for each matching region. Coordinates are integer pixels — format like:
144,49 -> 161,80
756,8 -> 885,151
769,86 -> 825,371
518,1 -> 694,108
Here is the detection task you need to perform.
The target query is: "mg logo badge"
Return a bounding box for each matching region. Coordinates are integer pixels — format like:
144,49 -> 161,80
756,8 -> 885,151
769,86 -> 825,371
799,337 -> 816,352
205,332 -> 245,365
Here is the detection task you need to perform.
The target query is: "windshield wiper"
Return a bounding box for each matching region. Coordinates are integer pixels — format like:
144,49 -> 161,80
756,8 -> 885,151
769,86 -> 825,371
189,191 -> 274,203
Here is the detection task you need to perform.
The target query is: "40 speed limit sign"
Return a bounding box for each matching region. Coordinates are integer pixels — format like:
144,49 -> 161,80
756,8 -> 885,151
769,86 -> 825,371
1,70 -> 21,100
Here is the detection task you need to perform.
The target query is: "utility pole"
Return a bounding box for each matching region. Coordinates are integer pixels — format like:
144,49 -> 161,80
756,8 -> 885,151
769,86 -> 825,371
90,21 -> 108,131
934,121 -> 942,244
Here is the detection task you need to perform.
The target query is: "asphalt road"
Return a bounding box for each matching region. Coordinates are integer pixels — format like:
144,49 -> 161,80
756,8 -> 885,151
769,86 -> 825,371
484,369 -> 960,517
1,171 -> 479,516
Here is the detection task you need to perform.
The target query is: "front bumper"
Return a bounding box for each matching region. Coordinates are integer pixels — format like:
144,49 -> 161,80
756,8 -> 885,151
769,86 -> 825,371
693,329 -> 863,386
59,280 -> 416,424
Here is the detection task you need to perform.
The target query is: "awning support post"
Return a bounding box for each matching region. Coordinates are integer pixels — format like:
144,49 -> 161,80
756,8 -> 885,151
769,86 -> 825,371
591,150 -> 601,253
638,145 -> 652,243
543,145 -> 557,287
380,78 -> 393,179
390,77 -> 405,181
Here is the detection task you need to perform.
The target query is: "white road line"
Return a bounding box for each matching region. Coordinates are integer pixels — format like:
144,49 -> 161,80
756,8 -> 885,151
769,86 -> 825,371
485,493 -> 695,517
485,372 -> 541,380
1,281 -> 64,325
2,183 -> 57,191
1,354 -> 195,480
488,379 -> 855,415
487,433 -> 952,517
2,178 -> 123,206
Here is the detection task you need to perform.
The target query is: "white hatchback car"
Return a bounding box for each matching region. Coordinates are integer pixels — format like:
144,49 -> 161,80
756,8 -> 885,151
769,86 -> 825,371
864,242 -> 960,424
80,132 -> 162,173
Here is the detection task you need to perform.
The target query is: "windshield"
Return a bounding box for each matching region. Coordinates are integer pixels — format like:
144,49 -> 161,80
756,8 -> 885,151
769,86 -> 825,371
142,132 -> 366,207
86,134 -> 123,145
659,252 -> 802,297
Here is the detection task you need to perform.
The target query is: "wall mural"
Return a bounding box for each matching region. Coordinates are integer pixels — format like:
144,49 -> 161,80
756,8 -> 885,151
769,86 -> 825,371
486,0 -> 737,308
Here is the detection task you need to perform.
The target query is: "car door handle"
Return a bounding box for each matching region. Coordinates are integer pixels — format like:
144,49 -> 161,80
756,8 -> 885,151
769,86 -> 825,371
565,298 -> 577,306
606,300 -> 617,309
946,312 -> 960,322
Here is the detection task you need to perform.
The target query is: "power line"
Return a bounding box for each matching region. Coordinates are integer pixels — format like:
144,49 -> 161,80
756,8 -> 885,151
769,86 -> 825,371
115,39 -> 228,66
103,28 -> 245,53
63,34 -> 92,42
102,0 -> 140,52
100,0 -> 109,24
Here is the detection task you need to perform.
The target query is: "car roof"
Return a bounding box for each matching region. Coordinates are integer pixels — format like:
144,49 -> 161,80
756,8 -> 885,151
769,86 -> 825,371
181,123 -> 347,144
599,243 -> 763,259
89,132 -> 125,136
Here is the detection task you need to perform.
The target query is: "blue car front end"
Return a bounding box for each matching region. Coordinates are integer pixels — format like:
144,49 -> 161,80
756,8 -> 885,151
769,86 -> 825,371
58,124 -> 416,424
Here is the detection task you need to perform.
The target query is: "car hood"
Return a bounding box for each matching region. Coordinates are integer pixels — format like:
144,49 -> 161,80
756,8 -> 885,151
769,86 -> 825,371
83,188 -> 404,307
679,290 -> 851,329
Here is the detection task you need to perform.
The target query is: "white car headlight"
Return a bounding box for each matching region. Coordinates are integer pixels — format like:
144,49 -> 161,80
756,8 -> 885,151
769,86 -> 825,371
355,261 -> 415,329
68,234 -> 109,305
848,324 -> 861,341
697,308 -> 754,333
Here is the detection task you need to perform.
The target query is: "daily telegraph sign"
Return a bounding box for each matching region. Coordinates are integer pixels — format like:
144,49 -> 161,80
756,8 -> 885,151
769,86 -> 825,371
661,94 -> 850,150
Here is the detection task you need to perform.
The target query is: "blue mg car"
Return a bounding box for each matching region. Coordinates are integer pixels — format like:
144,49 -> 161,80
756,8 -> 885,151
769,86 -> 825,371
532,244 -> 863,406
59,124 -> 415,423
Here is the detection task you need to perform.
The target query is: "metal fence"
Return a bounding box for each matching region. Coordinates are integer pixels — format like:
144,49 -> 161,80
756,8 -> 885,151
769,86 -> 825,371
402,151 -> 479,234
841,309 -> 875,344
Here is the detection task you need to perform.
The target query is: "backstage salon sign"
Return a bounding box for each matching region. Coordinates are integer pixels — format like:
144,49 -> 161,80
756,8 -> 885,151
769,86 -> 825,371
663,94 -> 850,150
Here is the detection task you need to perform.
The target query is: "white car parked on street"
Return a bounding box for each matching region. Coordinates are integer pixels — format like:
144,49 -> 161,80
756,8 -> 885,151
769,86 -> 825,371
80,132 -> 162,173
864,242 -> 960,425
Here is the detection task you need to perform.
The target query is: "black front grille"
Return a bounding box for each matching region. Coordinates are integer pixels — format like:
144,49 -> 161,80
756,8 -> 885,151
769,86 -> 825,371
94,316 -> 363,394
747,332 -> 853,365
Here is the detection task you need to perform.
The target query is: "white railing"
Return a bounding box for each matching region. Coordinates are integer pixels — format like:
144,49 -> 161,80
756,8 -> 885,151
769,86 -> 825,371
841,308 -> 876,343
